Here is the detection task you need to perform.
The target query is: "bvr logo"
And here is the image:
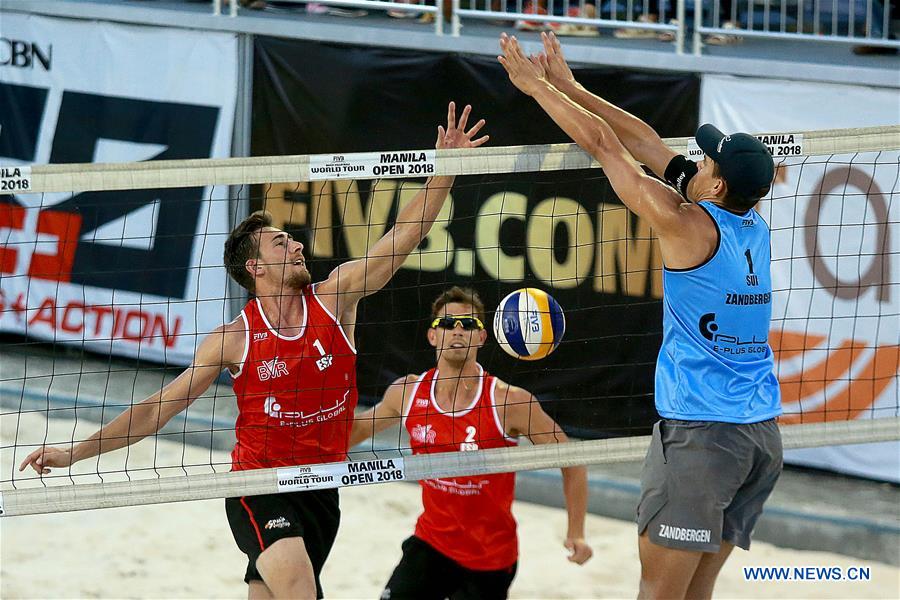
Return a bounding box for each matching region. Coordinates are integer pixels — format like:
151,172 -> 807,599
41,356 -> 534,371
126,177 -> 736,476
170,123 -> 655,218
411,424 -> 437,444
258,356 -> 289,381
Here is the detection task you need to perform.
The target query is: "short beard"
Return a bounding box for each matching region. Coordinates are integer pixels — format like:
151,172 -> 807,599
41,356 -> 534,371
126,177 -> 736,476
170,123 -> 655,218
285,270 -> 311,291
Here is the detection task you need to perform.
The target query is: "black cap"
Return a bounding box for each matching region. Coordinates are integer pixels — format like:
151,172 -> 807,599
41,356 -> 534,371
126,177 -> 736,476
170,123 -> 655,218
696,124 -> 775,202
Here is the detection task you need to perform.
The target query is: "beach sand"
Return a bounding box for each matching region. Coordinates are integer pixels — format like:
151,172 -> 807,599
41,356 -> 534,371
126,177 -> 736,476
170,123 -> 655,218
2,413 -> 898,599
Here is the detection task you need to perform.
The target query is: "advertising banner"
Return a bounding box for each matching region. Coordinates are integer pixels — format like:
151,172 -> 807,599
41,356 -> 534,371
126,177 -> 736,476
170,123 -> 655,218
701,74 -> 900,481
0,14 -> 237,364
252,37 -> 701,436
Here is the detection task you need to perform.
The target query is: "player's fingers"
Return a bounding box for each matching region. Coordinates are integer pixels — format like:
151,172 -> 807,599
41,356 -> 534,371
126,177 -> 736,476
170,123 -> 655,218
541,31 -> 554,56
19,449 -> 40,471
509,35 -> 522,59
446,101 -> 456,130
550,31 -> 562,54
31,457 -> 46,474
466,118 -> 485,138
504,34 -> 516,54
30,449 -> 48,470
470,134 -> 490,148
436,125 -> 444,147
457,104 -> 471,133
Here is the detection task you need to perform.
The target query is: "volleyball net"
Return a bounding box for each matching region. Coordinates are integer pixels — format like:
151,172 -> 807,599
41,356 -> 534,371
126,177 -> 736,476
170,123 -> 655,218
1,125 -> 898,517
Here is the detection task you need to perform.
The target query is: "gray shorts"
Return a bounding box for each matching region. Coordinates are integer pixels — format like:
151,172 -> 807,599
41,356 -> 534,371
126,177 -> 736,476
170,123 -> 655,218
636,418 -> 783,552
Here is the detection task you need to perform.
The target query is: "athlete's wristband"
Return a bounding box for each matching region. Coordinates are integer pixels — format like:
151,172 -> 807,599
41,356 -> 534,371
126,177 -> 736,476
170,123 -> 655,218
664,155 -> 698,200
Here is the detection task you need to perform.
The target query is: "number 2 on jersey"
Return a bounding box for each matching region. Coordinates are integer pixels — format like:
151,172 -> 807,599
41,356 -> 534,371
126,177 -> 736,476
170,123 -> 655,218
460,426 -> 479,452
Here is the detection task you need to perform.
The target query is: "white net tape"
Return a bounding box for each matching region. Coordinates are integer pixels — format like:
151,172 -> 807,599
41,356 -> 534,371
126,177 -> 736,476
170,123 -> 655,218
13,125 -> 900,194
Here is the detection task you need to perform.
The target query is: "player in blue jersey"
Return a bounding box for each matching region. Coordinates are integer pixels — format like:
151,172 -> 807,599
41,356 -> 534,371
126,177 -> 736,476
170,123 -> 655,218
499,33 -> 782,599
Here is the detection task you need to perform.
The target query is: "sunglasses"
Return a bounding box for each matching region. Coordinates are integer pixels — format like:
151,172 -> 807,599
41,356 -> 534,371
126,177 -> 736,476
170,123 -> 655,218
430,316 -> 485,331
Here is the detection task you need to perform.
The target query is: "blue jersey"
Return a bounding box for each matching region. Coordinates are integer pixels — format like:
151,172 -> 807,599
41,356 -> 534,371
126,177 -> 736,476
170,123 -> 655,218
655,202 -> 781,423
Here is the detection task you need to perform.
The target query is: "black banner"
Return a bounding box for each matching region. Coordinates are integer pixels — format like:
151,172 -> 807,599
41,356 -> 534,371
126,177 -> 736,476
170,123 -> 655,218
252,37 -> 700,437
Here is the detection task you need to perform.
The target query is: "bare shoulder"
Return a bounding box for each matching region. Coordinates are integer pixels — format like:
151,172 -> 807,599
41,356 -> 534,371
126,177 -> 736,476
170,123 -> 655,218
316,262 -> 358,298
221,315 -> 249,343
388,374 -> 420,391
383,374 -> 419,413
314,272 -> 354,317
492,378 -> 534,406
196,318 -> 246,368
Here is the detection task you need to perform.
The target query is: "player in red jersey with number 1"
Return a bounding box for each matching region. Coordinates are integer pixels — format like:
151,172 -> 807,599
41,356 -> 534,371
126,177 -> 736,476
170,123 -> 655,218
351,286 -> 592,600
21,103 -> 488,600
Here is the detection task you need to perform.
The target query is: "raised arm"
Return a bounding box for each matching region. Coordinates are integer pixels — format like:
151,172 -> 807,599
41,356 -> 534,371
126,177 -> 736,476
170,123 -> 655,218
499,34 -> 715,269
494,382 -> 593,566
20,322 -> 245,474
316,103 -> 488,316
537,31 -> 677,179
349,375 -> 415,449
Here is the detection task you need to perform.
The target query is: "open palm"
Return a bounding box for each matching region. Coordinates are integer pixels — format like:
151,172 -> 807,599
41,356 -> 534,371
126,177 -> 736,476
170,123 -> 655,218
539,31 -> 576,90
436,102 -> 489,150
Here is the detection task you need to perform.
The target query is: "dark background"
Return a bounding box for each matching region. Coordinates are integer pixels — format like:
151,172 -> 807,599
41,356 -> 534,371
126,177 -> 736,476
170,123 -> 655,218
251,37 -> 701,438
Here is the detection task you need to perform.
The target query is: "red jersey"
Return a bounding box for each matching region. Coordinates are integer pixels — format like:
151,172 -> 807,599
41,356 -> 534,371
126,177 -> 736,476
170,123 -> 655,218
403,366 -> 519,570
230,284 -> 358,470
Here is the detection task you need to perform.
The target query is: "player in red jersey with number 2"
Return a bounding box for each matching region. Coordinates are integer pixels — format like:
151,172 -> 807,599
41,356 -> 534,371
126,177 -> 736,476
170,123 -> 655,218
352,286 -> 592,600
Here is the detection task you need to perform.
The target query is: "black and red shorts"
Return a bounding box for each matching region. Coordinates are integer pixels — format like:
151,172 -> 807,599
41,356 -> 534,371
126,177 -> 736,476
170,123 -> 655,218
225,489 -> 340,598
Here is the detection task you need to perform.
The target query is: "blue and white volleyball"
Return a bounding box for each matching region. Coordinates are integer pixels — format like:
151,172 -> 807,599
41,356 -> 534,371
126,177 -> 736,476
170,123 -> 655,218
493,288 -> 565,361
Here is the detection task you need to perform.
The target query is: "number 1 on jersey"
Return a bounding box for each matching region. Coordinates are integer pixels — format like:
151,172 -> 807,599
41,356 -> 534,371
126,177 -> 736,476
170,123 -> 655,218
745,249 -> 759,286
312,338 -> 334,371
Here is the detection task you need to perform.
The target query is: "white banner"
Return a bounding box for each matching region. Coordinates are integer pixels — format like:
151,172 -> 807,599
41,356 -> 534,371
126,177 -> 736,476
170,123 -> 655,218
309,149 -> 436,180
0,14 -> 237,365
277,458 -> 406,492
701,74 -> 900,482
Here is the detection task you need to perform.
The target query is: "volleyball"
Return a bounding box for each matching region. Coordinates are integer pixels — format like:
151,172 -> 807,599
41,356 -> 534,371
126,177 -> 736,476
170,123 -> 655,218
493,288 -> 566,361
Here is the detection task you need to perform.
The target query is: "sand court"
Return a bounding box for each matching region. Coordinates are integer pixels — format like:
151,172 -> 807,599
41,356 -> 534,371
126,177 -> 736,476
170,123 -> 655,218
2,413 -> 898,599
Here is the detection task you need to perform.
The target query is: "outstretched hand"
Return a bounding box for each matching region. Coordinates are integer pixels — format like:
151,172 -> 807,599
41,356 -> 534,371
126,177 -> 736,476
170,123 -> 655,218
537,31 -> 576,91
498,33 -> 547,96
19,445 -> 73,475
436,102 -> 489,150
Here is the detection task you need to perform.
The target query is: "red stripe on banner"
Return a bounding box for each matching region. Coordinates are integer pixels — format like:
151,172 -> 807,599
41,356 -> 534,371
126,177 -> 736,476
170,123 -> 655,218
240,497 -> 266,551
